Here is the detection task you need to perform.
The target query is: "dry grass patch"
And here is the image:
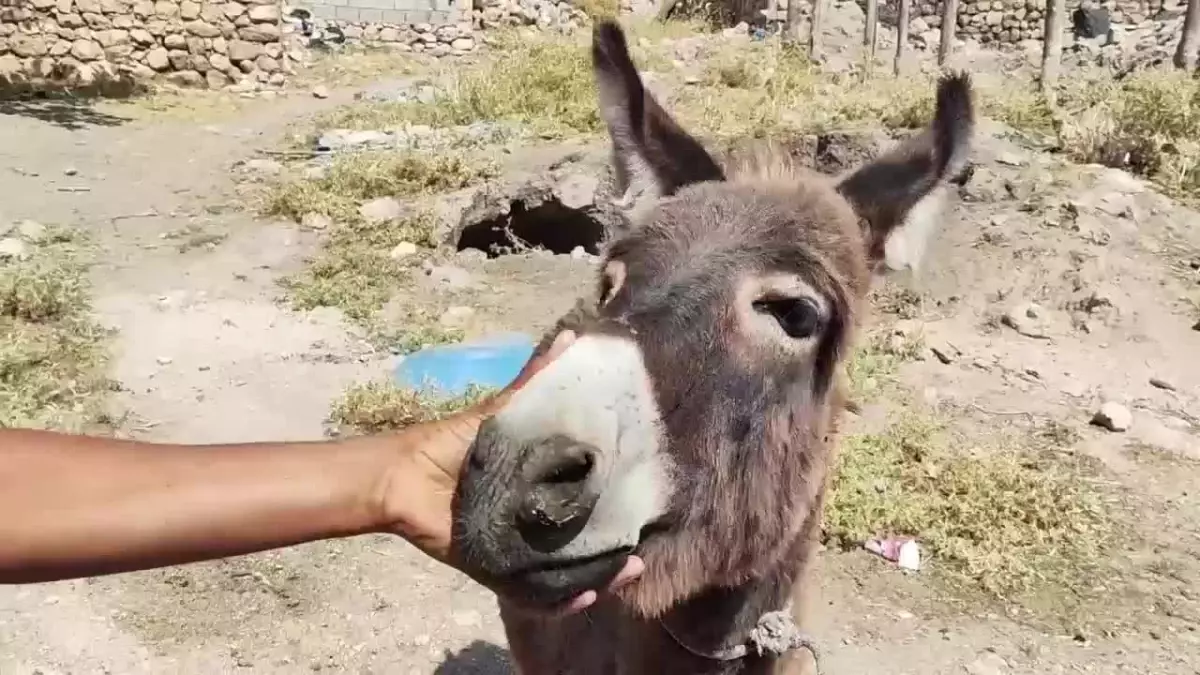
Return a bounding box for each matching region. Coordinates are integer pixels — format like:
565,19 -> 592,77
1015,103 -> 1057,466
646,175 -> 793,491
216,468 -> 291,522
0,229 -> 113,431
280,210 -> 441,321
829,340 -> 1116,620
670,43 -> 935,139
264,150 -> 495,322
329,380 -> 493,434
982,69 -> 1200,199
317,30 -> 601,138
262,150 -> 496,225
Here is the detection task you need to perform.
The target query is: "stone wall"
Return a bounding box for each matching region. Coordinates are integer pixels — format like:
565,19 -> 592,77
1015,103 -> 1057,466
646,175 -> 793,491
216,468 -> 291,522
295,0 -> 479,52
0,0 -> 287,92
888,0 -> 1185,45
472,0 -> 588,33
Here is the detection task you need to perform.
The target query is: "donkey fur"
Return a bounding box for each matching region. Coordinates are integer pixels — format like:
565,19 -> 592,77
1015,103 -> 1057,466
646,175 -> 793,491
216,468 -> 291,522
459,19 -> 975,675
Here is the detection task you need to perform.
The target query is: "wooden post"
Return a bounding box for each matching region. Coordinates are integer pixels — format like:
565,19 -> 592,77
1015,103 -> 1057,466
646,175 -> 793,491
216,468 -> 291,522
894,0 -> 909,75
864,0 -> 878,59
810,0 -> 824,58
938,0 -> 959,66
655,0 -> 679,22
1040,0 -> 1065,103
1175,0 -> 1200,70
785,0 -> 802,43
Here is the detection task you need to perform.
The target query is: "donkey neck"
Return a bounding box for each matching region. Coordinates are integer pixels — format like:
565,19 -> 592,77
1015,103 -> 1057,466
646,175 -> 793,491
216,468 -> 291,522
640,539 -> 810,674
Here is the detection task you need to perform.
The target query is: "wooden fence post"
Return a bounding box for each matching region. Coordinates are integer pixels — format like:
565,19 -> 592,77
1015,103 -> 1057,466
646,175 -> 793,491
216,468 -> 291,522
938,0 -> 959,65
894,0 -> 909,75
1040,0 -> 1065,103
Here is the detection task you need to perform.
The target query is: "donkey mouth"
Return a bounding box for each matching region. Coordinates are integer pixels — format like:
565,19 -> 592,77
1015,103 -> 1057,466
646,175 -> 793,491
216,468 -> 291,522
502,546 -> 634,607
500,520 -> 672,607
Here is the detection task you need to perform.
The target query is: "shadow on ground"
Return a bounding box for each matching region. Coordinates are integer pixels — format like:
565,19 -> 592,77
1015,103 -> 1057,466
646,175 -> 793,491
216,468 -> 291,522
435,640 -> 513,675
0,95 -> 132,131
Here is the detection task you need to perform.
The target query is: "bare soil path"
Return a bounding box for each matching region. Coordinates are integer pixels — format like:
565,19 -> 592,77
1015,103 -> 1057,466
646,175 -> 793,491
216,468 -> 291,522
2,47 -> 1199,675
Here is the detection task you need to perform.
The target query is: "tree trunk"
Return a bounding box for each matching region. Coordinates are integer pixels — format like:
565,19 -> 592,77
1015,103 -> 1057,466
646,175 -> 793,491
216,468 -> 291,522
655,0 -> 679,22
1175,0 -> 1200,70
1040,0 -> 1065,103
785,0 -> 802,43
894,0 -> 909,76
810,0 -> 824,58
864,0 -> 878,60
938,0 -> 959,66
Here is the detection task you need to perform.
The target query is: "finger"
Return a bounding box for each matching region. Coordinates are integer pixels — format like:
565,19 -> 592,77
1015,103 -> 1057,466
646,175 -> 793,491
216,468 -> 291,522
509,329 -> 577,392
605,556 -> 644,591
557,590 -> 598,616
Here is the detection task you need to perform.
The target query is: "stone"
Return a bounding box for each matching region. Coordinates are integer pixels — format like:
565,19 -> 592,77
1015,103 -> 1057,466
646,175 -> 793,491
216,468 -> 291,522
311,84 -> 328,99
238,24 -> 279,42
240,158 -> 282,176
1092,401 -> 1131,432
16,220 -> 47,242
153,0 -> 178,17
166,69 -> 205,87
130,28 -> 154,45
248,4 -> 280,22
227,39 -> 261,61
300,213 -> 332,231
964,652 -> 1010,675
994,151 -> 1025,166
185,20 -> 222,38
389,241 -> 418,259
439,305 -> 475,327
424,264 -> 473,289
209,53 -> 231,71
450,37 -> 475,51
70,39 -> 104,60
205,69 -> 229,88
11,35 -> 49,58
164,33 -> 186,49
168,49 -> 190,70
554,173 -> 599,210
1149,377 -> 1176,392
1002,302 -> 1051,339
144,47 -> 169,70
359,197 -> 404,224
254,55 -> 278,72
0,237 -> 30,261
49,40 -> 73,57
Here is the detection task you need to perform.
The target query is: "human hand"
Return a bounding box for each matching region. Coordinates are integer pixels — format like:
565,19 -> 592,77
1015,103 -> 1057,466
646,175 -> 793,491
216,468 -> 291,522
382,330 -> 644,614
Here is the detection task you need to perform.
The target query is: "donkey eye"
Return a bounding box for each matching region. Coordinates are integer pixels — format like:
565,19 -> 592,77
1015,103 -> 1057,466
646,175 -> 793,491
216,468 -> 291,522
753,298 -> 823,339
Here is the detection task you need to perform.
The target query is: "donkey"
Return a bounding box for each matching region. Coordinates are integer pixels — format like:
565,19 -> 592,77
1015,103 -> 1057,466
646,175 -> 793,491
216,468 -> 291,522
450,20 -> 974,675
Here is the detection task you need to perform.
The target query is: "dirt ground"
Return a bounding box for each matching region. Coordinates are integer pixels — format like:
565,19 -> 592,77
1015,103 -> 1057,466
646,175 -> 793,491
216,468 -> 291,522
2,13 -> 1200,675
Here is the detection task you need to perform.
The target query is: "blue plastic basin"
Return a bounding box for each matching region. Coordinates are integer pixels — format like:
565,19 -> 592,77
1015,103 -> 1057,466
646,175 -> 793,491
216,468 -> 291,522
392,332 -> 537,398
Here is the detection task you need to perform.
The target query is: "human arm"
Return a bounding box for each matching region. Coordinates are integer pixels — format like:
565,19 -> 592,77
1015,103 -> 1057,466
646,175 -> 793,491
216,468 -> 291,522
0,330 -> 640,607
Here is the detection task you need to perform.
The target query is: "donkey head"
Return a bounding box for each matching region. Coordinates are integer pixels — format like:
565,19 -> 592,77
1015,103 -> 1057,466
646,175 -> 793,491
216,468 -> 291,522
451,21 -> 974,617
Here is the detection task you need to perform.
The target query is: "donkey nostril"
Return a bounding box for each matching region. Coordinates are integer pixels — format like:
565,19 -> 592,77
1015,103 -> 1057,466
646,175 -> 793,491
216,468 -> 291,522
540,451 -> 594,485
515,438 -> 600,552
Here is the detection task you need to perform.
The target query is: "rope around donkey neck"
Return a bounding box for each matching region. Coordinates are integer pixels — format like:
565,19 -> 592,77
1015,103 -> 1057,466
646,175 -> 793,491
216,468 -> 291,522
659,601 -> 822,672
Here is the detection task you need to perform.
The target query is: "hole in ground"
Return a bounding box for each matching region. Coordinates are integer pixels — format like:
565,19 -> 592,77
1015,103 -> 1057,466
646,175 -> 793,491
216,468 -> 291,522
456,198 -> 605,258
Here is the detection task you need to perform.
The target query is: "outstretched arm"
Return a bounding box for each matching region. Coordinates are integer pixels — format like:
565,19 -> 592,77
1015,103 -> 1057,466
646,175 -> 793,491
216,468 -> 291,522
0,331 -> 639,592
0,426 -> 401,583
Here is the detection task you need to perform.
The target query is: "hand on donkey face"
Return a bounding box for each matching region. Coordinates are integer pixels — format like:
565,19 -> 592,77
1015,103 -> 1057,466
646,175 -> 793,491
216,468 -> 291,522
390,328 -> 646,615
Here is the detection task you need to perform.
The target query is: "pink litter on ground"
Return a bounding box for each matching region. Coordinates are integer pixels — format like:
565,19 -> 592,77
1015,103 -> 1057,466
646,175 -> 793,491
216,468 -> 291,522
864,537 -> 922,571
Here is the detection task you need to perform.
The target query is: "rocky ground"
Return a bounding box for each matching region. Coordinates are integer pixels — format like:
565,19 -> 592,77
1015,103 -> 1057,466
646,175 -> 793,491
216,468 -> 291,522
1,8 -> 1199,675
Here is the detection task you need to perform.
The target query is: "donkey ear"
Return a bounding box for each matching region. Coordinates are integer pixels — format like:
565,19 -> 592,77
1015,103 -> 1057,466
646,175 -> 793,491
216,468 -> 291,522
592,20 -> 725,210
835,73 -> 975,272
